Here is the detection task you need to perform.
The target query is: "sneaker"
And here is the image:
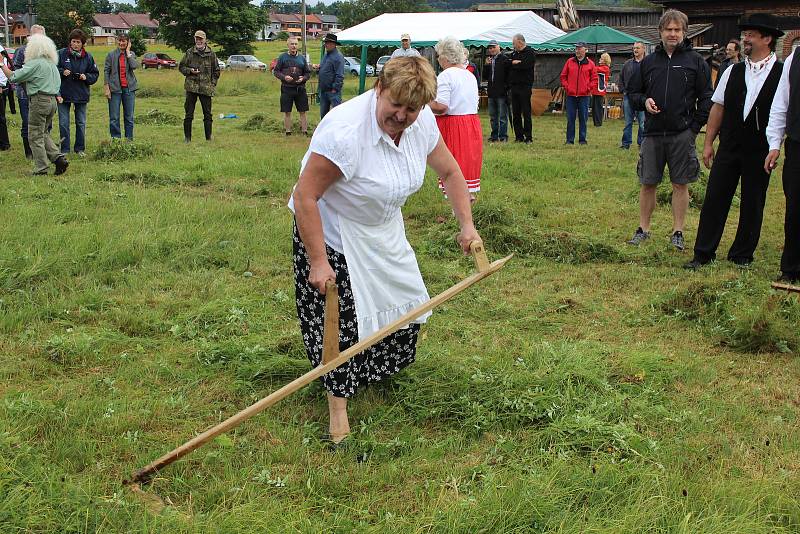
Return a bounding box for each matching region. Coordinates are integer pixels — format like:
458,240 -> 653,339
670,231 -> 685,251
54,156 -> 69,176
285,132 -> 292,136
619,145 -> 630,150
627,227 -> 650,246
579,140 -> 588,145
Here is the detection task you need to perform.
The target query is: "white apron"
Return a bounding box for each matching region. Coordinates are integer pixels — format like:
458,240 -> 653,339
337,211 -> 430,340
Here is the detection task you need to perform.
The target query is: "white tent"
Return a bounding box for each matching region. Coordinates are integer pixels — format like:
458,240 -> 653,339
335,11 -> 566,49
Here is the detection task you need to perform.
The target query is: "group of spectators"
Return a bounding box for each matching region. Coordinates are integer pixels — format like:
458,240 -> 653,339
0,27 -> 221,174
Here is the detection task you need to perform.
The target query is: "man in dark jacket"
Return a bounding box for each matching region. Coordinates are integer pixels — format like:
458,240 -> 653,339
685,14 -> 783,271
318,33 -> 344,119
179,30 -> 220,142
274,36 -> 311,136
507,34 -> 536,143
619,41 -> 646,149
626,9 -> 713,251
560,41 -> 597,145
483,40 -> 510,142
57,28 -> 99,155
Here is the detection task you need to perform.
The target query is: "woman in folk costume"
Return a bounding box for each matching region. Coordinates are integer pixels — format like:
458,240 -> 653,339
430,37 -> 483,204
289,56 -> 481,445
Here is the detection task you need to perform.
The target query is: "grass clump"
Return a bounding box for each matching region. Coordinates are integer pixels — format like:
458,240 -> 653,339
239,113 -> 286,133
91,140 -> 156,161
135,108 -> 182,125
95,170 -> 209,187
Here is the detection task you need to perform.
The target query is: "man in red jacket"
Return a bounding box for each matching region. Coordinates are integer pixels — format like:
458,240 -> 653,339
560,42 -> 597,145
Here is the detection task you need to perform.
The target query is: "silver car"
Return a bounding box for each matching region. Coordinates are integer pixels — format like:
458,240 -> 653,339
376,55 -> 391,74
227,55 -> 267,71
343,57 -> 375,76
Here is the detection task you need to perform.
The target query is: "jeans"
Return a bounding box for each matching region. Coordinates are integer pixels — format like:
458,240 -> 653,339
18,95 -> 29,141
109,88 -> 135,140
565,95 -> 589,144
319,90 -> 342,119
184,91 -> 213,140
58,101 -> 87,153
621,95 -> 645,147
487,96 -> 508,140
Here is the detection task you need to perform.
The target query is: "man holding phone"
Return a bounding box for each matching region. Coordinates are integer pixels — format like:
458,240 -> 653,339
179,30 -> 220,142
103,33 -> 138,140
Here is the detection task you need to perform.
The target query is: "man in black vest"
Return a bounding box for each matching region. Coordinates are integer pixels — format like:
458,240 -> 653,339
685,14 -> 784,270
765,33 -> 800,284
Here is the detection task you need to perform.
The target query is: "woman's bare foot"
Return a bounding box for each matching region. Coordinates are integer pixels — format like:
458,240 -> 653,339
327,393 -> 350,443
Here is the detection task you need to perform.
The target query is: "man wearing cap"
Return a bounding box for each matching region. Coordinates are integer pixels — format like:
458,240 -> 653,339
765,24 -> 800,283
626,9 -> 712,251
318,33 -> 344,119
685,14 -> 783,272
560,41 -> 597,145
179,30 -> 220,142
391,34 -> 420,59
483,39 -> 510,142
507,34 -> 536,143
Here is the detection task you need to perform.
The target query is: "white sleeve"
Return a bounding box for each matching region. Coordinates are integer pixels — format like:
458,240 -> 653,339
308,122 -> 359,181
435,71 -> 452,108
390,49 -> 401,59
767,52 -> 793,151
711,66 -> 731,106
419,107 -> 440,154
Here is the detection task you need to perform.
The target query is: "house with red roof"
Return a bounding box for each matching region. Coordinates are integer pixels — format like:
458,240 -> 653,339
92,12 -> 159,45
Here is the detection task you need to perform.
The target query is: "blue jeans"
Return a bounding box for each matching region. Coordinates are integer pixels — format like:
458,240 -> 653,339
58,101 -> 87,153
487,96 -> 508,141
622,95 -> 645,147
18,95 -> 29,140
565,96 -> 589,144
319,90 -> 341,119
109,88 -> 135,140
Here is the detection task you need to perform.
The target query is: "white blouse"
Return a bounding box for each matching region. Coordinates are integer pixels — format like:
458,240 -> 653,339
288,89 -> 441,338
435,67 -> 478,116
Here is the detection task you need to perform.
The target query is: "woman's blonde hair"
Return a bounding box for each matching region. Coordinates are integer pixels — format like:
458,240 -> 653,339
600,53 -> 612,66
434,36 -> 468,66
375,56 -> 437,109
24,33 -> 58,64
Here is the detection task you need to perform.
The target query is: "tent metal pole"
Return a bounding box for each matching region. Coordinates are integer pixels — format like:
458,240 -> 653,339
359,44 -> 367,94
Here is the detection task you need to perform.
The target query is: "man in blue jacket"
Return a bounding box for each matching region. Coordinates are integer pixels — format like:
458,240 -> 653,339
626,9 -> 713,251
318,33 -> 344,119
57,29 -> 99,155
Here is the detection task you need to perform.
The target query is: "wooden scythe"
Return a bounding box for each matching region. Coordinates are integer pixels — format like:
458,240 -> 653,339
125,241 -> 511,486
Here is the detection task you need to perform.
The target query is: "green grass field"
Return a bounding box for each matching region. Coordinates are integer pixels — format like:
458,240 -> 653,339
1,40 -> 799,532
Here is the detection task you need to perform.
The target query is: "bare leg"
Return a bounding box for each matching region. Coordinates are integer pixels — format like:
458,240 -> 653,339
639,184 -> 657,232
284,112 -> 292,134
671,183 -> 689,233
326,392 -> 350,443
299,112 -> 307,134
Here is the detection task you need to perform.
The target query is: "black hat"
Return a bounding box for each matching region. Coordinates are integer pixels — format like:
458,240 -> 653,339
322,33 -> 339,44
738,13 -> 784,38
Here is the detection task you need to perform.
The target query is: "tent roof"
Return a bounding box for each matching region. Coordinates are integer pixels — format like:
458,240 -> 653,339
335,11 -> 566,48
544,22 -> 648,46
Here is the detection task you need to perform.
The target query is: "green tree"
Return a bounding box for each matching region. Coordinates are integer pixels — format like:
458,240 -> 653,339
141,0 -> 265,56
36,0 -> 95,49
127,25 -> 148,56
337,0 -> 428,29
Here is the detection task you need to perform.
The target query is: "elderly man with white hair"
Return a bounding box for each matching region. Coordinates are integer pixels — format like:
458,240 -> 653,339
0,33 -> 68,175
429,36 -> 482,203
508,33 -> 536,143
12,24 -> 46,159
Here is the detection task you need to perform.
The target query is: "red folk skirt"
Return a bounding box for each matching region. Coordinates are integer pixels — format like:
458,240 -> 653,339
435,113 -> 482,195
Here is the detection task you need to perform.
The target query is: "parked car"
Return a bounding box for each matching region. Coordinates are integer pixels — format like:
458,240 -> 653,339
227,55 -> 267,71
141,52 -> 177,69
343,56 -> 375,77
375,55 -> 391,75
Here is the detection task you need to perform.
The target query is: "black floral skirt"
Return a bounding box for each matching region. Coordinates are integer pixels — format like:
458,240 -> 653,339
292,223 -> 420,398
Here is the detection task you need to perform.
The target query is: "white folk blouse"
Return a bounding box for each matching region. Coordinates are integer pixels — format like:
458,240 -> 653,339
289,89 -> 442,338
435,67 -> 479,116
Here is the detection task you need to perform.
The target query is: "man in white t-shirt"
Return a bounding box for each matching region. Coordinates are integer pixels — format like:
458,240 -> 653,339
390,34 -> 420,59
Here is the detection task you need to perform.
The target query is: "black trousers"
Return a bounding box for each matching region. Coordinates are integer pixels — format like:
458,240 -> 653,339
510,87 -> 532,142
693,146 -> 770,264
184,91 -> 213,140
782,139 -> 800,275
591,95 -> 604,126
0,89 -> 10,149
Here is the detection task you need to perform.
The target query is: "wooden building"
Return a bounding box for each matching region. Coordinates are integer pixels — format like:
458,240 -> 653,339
652,0 -> 800,58
474,3 -> 661,28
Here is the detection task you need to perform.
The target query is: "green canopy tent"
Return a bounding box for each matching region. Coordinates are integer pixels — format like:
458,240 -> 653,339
544,22 -> 649,55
